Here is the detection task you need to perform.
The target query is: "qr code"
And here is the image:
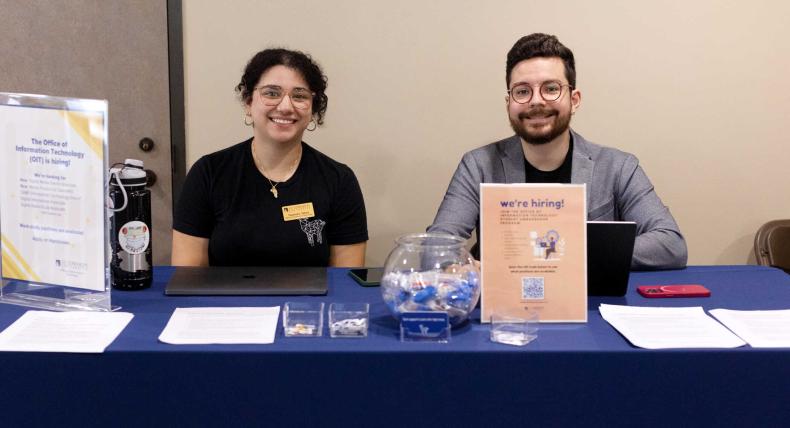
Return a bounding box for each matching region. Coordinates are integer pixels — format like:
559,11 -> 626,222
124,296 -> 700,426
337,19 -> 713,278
521,277 -> 545,300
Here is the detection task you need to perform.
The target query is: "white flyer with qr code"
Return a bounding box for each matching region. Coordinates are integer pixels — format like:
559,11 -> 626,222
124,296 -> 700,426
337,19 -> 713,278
480,184 -> 587,322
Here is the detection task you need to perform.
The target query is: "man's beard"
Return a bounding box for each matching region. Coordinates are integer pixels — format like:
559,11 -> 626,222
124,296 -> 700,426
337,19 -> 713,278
509,107 -> 572,145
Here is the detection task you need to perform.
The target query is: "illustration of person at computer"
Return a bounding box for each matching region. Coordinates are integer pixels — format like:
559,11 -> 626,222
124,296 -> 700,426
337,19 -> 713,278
545,235 -> 557,260
532,230 -> 562,260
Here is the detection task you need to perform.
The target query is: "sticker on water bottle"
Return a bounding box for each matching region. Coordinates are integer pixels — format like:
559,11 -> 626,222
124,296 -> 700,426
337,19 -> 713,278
118,220 -> 150,254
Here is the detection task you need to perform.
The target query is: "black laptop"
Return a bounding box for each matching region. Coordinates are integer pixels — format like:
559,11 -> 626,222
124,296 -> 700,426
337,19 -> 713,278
587,221 -> 637,296
164,266 -> 328,296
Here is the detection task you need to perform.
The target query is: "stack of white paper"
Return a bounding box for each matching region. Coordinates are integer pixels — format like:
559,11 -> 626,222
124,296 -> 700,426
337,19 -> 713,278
159,307 -> 280,345
599,304 -> 745,349
0,310 -> 134,353
710,309 -> 790,348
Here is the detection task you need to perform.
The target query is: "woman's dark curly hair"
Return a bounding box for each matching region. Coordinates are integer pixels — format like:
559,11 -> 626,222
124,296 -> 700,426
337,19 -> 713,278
236,48 -> 329,125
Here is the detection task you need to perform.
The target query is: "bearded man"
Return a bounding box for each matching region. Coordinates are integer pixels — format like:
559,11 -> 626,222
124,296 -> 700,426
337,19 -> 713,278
428,33 -> 687,270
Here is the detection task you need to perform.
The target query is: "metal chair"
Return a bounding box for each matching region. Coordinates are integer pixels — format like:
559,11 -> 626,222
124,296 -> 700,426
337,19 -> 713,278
754,219 -> 790,272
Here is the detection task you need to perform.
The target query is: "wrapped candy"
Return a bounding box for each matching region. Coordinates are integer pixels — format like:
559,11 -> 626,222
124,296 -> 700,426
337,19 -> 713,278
382,268 -> 480,325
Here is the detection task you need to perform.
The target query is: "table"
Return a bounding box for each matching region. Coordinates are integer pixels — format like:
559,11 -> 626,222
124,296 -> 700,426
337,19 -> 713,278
1,265 -> 789,427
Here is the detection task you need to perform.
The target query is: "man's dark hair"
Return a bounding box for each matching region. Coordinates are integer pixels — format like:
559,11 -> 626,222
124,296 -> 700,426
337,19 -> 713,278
506,33 -> 576,89
236,48 -> 329,125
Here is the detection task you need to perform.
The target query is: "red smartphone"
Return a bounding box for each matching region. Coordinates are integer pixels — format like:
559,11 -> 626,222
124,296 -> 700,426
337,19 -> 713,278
637,284 -> 711,298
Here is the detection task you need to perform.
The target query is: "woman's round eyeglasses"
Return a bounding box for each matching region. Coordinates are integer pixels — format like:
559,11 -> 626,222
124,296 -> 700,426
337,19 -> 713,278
255,85 -> 314,109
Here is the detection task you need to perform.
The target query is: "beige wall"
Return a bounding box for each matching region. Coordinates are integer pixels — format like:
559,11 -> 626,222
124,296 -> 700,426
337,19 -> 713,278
183,0 -> 790,266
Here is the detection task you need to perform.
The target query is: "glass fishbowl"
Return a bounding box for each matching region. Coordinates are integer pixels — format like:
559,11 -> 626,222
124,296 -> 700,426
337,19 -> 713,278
381,233 -> 480,326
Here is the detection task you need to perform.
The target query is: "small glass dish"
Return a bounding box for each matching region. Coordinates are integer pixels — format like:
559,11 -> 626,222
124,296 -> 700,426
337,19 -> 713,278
329,303 -> 369,338
490,311 -> 539,346
283,301 -> 324,337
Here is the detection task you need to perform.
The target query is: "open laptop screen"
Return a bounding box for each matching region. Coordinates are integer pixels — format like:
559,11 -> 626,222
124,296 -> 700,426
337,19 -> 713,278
587,221 -> 636,296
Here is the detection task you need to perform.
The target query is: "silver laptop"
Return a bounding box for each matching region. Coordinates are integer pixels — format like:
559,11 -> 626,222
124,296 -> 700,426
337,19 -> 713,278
164,266 -> 328,296
587,221 -> 637,296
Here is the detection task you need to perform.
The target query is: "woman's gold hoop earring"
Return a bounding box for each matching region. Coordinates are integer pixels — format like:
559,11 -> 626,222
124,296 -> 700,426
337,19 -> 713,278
306,119 -> 317,132
244,113 -> 253,127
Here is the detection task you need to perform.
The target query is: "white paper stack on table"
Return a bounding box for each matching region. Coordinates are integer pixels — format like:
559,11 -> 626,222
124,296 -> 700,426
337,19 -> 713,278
599,304 -> 745,349
158,307 -> 280,345
709,309 -> 790,348
0,311 -> 134,353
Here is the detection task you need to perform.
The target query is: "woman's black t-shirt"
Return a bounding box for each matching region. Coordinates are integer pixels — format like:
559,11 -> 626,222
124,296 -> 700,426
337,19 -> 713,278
173,139 -> 368,266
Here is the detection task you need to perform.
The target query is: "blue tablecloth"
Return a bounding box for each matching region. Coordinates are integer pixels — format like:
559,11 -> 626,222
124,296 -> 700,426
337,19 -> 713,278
1,265 -> 789,426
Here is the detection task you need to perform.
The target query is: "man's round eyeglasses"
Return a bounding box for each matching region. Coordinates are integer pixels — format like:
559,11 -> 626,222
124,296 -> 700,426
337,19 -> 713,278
255,85 -> 314,109
508,81 -> 573,104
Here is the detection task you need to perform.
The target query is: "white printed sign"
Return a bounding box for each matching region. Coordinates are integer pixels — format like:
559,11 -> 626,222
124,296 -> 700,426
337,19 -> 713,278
0,96 -> 107,291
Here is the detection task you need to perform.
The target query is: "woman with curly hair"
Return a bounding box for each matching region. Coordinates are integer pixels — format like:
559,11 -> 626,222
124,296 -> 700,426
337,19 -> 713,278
172,48 -> 367,267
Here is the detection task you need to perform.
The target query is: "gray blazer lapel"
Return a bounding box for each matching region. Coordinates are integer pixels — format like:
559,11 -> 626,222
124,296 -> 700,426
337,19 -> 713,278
499,136 -> 526,183
570,129 -> 594,210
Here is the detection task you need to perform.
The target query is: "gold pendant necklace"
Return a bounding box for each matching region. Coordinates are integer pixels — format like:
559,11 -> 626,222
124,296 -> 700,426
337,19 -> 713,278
251,141 -> 299,199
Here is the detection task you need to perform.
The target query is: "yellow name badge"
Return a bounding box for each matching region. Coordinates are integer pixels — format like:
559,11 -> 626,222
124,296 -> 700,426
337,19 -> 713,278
282,202 -> 315,221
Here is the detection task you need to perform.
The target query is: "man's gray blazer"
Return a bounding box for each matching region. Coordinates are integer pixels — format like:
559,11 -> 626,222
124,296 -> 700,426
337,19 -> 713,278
428,129 -> 687,270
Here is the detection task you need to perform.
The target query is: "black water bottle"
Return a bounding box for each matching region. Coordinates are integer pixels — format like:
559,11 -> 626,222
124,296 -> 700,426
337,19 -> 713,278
109,159 -> 152,290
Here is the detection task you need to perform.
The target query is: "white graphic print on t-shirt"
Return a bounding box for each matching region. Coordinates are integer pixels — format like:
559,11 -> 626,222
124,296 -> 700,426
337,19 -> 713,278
299,218 -> 326,247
